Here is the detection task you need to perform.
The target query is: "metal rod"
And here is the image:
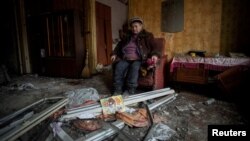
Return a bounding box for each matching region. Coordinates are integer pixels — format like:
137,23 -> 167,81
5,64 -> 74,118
66,88 -> 172,115
145,104 -> 154,125
149,93 -> 178,110
126,88 -> 171,100
0,97 -> 68,141
0,112 -> 34,136
60,94 -> 177,141
66,88 -> 171,113
142,94 -> 177,141
60,89 -> 175,121
66,103 -> 99,112
0,97 -> 64,125
0,98 -> 45,125
124,89 -> 175,105
63,89 -> 175,120
56,126 -> 74,141
66,104 -> 100,114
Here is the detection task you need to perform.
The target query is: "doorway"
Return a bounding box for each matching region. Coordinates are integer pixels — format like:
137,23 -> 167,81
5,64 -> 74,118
95,1 -> 112,65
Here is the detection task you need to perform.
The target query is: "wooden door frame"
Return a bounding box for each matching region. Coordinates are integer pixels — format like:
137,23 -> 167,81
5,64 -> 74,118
15,0 -> 32,74
85,0 -> 97,74
95,1 -> 112,65
85,0 -> 113,74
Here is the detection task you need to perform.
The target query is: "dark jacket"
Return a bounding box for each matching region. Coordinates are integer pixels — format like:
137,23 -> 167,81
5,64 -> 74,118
112,29 -> 160,61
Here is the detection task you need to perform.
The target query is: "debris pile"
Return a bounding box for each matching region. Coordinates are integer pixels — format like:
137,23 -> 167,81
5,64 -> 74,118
8,82 -> 38,91
0,97 -> 68,141
0,87 -> 177,141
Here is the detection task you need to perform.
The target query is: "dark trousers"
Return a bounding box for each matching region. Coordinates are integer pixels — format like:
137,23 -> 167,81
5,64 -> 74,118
113,60 -> 141,91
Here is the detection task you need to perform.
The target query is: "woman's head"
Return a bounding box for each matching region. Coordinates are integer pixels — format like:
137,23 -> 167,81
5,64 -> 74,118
129,17 -> 143,34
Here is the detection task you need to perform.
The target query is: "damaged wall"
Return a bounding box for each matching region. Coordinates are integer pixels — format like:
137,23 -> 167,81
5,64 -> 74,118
129,0 -> 249,59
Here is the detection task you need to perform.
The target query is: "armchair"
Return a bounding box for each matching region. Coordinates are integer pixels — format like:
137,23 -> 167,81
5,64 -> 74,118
138,38 -> 167,90
112,38 -> 167,92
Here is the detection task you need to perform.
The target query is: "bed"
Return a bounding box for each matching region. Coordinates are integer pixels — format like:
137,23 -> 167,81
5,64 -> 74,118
170,56 -> 250,84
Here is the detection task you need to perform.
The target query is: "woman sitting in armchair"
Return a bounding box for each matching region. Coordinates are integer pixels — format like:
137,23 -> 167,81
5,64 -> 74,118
111,17 -> 160,95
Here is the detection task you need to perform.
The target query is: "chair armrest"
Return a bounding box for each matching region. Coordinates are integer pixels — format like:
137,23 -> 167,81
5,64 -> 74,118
153,55 -> 167,89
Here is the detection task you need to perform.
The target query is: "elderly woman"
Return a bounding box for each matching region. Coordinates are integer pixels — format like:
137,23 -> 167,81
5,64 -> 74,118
111,17 -> 160,95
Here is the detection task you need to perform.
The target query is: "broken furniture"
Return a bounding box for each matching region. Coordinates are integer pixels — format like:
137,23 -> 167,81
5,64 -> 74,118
170,55 -> 250,84
0,97 -> 68,141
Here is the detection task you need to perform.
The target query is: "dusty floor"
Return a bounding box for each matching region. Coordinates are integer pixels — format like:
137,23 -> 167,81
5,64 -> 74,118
0,73 -> 112,117
0,73 -> 248,141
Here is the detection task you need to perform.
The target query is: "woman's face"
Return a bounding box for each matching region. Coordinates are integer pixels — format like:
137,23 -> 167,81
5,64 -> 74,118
131,22 -> 143,34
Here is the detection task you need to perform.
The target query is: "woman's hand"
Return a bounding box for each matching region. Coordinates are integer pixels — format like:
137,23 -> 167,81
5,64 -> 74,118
151,55 -> 159,64
146,55 -> 159,70
111,55 -> 117,62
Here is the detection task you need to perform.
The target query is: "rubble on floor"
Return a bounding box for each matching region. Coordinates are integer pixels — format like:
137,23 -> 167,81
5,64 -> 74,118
0,87 -> 178,141
0,97 -> 68,141
0,65 -> 10,85
0,74 -> 248,141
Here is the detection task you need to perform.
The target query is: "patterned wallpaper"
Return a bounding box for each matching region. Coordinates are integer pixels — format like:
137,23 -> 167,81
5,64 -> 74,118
129,0 -> 222,58
173,0 -> 222,56
128,0 -> 162,36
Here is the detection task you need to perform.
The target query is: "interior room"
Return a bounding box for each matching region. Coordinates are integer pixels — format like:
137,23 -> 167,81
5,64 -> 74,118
0,0 -> 249,140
